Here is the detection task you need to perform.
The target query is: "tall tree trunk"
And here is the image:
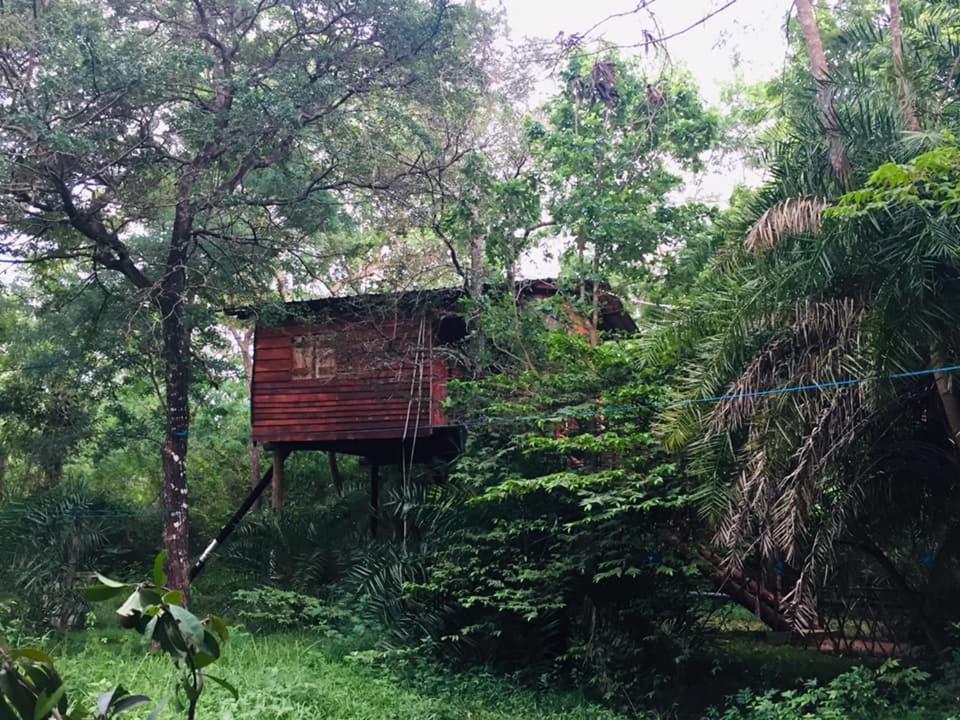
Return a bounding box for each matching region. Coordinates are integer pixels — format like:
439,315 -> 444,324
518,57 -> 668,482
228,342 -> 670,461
468,236 -> 485,372
933,347 -> 960,449
589,254 -> 600,348
468,236 -> 483,303
230,326 -> 262,504
159,236 -> 192,596
328,451 -> 344,498
795,0 -> 852,188
890,0 -> 921,132
889,7 -> 960,448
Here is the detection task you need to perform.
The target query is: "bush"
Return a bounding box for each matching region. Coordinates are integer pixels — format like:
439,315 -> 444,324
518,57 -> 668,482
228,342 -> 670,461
358,331 -> 706,702
0,486 -> 160,629
231,586 -> 357,635
708,660 -> 955,720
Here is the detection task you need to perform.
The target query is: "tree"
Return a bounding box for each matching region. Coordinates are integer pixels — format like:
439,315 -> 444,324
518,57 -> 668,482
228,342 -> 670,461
795,0 -> 852,187
652,0 -> 960,635
0,0 -> 493,592
528,54 -> 717,344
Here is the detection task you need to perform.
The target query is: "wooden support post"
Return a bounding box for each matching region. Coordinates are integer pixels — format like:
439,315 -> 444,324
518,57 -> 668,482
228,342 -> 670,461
271,448 -> 288,511
328,451 -> 343,498
190,464 -> 275,582
369,463 -> 380,538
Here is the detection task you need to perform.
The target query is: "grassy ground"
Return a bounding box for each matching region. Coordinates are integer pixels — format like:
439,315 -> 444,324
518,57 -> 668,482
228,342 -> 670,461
48,628 -> 624,720
40,626 -> 874,720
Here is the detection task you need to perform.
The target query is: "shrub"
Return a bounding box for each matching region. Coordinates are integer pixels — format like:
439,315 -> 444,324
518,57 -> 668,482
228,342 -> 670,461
231,586 -> 354,634
0,486 -> 159,629
708,660 -> 945,720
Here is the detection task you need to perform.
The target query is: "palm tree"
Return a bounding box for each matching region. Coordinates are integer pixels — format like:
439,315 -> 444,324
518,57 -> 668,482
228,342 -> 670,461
652,0 -> 960,638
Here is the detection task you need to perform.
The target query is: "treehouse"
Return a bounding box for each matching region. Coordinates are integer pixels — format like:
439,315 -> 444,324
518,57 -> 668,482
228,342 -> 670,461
189,281 -> 635,579
228,280 -> 635,469
196,282 -> 632,562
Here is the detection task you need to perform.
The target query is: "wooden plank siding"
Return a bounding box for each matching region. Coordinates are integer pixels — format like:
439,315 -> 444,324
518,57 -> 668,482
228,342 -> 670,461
251,316 -> 450,445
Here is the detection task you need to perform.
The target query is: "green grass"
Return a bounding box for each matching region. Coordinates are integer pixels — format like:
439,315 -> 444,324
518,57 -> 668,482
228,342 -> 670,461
48,628 -> 625,720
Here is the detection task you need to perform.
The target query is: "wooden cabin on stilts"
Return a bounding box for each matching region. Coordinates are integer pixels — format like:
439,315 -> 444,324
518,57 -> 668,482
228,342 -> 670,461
190,280 -> 636,580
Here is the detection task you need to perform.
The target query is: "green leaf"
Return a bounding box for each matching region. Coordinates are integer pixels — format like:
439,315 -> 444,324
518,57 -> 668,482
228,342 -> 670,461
108,695 -> 150,717
10,650 -> 53,667
96,688 -> 121,718
142,616 -> 159,643
160,591 -> 182,606
207,615 -> 229,644
204,674 -> 239,701
0,667 -> 36,720
94,574 -> 127,589
154,616 -> 187,658
152,553 -> 167,589
32,685 -> 66,720
168,606 -> 204,647
193,631 -> 220,669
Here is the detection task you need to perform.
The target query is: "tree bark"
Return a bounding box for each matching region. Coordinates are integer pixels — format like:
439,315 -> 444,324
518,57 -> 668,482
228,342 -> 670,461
468,236 -> 483,303
159,288 -> 191,597
795,0 -> 852,188
890,0 -> 921,132
589,255 -> 600,348
230,326 -> 262,505
932,347 -> 960,448
271,448 -> 287,511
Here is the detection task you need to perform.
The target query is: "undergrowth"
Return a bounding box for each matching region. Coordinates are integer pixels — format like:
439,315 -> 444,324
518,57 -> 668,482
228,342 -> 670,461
49,628 -> 624,720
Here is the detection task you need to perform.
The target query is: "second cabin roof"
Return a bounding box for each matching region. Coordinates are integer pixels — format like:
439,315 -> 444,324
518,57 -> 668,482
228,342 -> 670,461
227,278 -> 637,333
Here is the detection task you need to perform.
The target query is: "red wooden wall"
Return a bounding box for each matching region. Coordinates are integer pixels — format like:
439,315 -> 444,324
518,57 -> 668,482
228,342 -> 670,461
251,316 -> 450,445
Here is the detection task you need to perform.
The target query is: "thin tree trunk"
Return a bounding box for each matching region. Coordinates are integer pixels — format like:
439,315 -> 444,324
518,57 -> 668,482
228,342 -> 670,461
271,448 -> 287,511
589,255 -> 600,348
468,236 -> 485,372
890,0 -> 921,131
795,0 -> 852,188
231,326 -> 262,505
160,288 -> 191,597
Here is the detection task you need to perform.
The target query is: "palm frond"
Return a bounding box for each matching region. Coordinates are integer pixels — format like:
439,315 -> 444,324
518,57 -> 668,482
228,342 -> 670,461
745,196 -> 831,254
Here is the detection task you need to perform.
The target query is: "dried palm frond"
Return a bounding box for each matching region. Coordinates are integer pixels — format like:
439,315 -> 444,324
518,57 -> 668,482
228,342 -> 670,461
745,196 -> 831,254
709,293 -> 876,627
711,298 -> 863,432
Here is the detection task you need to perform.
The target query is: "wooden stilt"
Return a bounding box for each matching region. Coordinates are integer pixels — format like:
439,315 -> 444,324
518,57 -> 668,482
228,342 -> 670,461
369,463 -> 380,538
190,464 -> 275,581
271,448 -> 288,511
328,451 -> 343,498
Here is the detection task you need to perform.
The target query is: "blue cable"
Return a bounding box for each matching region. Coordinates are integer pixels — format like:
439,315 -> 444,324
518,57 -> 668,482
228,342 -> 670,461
456,363 -> 960,427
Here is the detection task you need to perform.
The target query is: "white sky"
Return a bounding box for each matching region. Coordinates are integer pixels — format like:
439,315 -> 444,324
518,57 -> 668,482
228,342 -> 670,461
496,0 -> 795,106
492,0 -> 796,277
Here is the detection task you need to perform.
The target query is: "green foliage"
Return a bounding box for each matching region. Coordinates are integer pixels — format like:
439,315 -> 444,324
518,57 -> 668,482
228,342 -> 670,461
0,487 -> 159,630
529,53 -> 718,293
50,628 -> 626,720
231,587 -> 354,635
79,560 -> 233,719
0,557 -> 230,720
0,641 -> 149,720
650,0 -> 960,632
709,660 -> 955,720
356,314 -> 705,702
